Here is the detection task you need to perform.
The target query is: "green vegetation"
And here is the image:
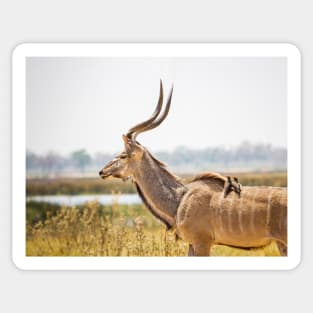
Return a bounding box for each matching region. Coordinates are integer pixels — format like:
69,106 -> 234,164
27,177 -> 136,196
26,200 -> 281,256
70,149 -> 91,172
27,172 -> 287,196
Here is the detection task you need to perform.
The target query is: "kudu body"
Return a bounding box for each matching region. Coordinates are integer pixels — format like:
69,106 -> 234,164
99,81 -> 287,256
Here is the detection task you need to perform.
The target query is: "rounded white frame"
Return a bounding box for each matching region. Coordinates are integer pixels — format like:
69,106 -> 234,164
12,43 -> 301,270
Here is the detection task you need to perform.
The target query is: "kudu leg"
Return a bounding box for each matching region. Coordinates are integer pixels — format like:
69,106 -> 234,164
192,242 -> 212,256
276,241 -> 288,256
188,245 -> 195,256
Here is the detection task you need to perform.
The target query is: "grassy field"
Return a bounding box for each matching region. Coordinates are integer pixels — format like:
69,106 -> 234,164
26,200 -> 281,257
26,172 -> 287,196
26,172 -> 285,256
26,200 -> 188,256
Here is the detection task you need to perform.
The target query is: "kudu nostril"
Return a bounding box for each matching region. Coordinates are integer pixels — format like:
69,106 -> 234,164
99,170 -> 103,176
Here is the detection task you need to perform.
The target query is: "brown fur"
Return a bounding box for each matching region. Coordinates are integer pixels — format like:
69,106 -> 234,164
135,182 -> 172,230
191,172 -> 226,189
177,184 -> 287,256
133,156 -> 288,256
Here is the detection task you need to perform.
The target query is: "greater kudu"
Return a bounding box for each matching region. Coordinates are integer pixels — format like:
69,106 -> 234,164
99,81 -> 287,256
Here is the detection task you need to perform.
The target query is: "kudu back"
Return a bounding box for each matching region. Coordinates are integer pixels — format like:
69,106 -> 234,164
99,81 -> 287,256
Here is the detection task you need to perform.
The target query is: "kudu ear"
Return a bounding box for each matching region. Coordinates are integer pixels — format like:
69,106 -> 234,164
122,134 -> 132,155
122,134 -> 129,144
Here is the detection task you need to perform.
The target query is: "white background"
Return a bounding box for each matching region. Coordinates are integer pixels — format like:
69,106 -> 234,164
0,1 -> 311,312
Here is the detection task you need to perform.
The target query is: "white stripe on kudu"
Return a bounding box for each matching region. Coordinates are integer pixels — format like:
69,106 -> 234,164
249,189 -> 259,234
227,198 -> 234,234
266,188 -> 274,227
218,193 -> 225,234
238,195 -> 244,233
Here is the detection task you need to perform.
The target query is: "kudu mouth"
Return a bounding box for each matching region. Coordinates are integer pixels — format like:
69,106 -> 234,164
99,166 -> 112,179
98,171 -> 109,179
99,172 -> 111,179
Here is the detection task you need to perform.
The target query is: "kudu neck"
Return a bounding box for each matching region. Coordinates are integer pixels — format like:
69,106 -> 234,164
132,151 -> 186,228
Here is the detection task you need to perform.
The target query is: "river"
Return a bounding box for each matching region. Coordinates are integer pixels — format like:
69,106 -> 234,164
27,194 -> 142,206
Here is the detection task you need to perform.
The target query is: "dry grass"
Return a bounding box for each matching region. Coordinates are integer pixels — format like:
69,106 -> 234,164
27,201 -> 188,256
26,200 -> 281,257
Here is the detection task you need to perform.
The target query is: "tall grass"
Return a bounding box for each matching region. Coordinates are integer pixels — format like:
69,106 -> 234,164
26,201 -> 188,256
26,200 -> 281,257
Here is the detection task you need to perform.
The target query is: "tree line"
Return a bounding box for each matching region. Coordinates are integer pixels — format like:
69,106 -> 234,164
26,142 -> 287,177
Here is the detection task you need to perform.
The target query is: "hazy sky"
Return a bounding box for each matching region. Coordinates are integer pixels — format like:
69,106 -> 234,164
26,57 -> 287,155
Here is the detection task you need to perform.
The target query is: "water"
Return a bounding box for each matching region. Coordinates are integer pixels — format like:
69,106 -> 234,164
27,194 -> 142,206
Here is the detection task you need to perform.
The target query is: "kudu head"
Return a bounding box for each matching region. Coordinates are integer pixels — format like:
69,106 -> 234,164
99,80 -> 173,181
